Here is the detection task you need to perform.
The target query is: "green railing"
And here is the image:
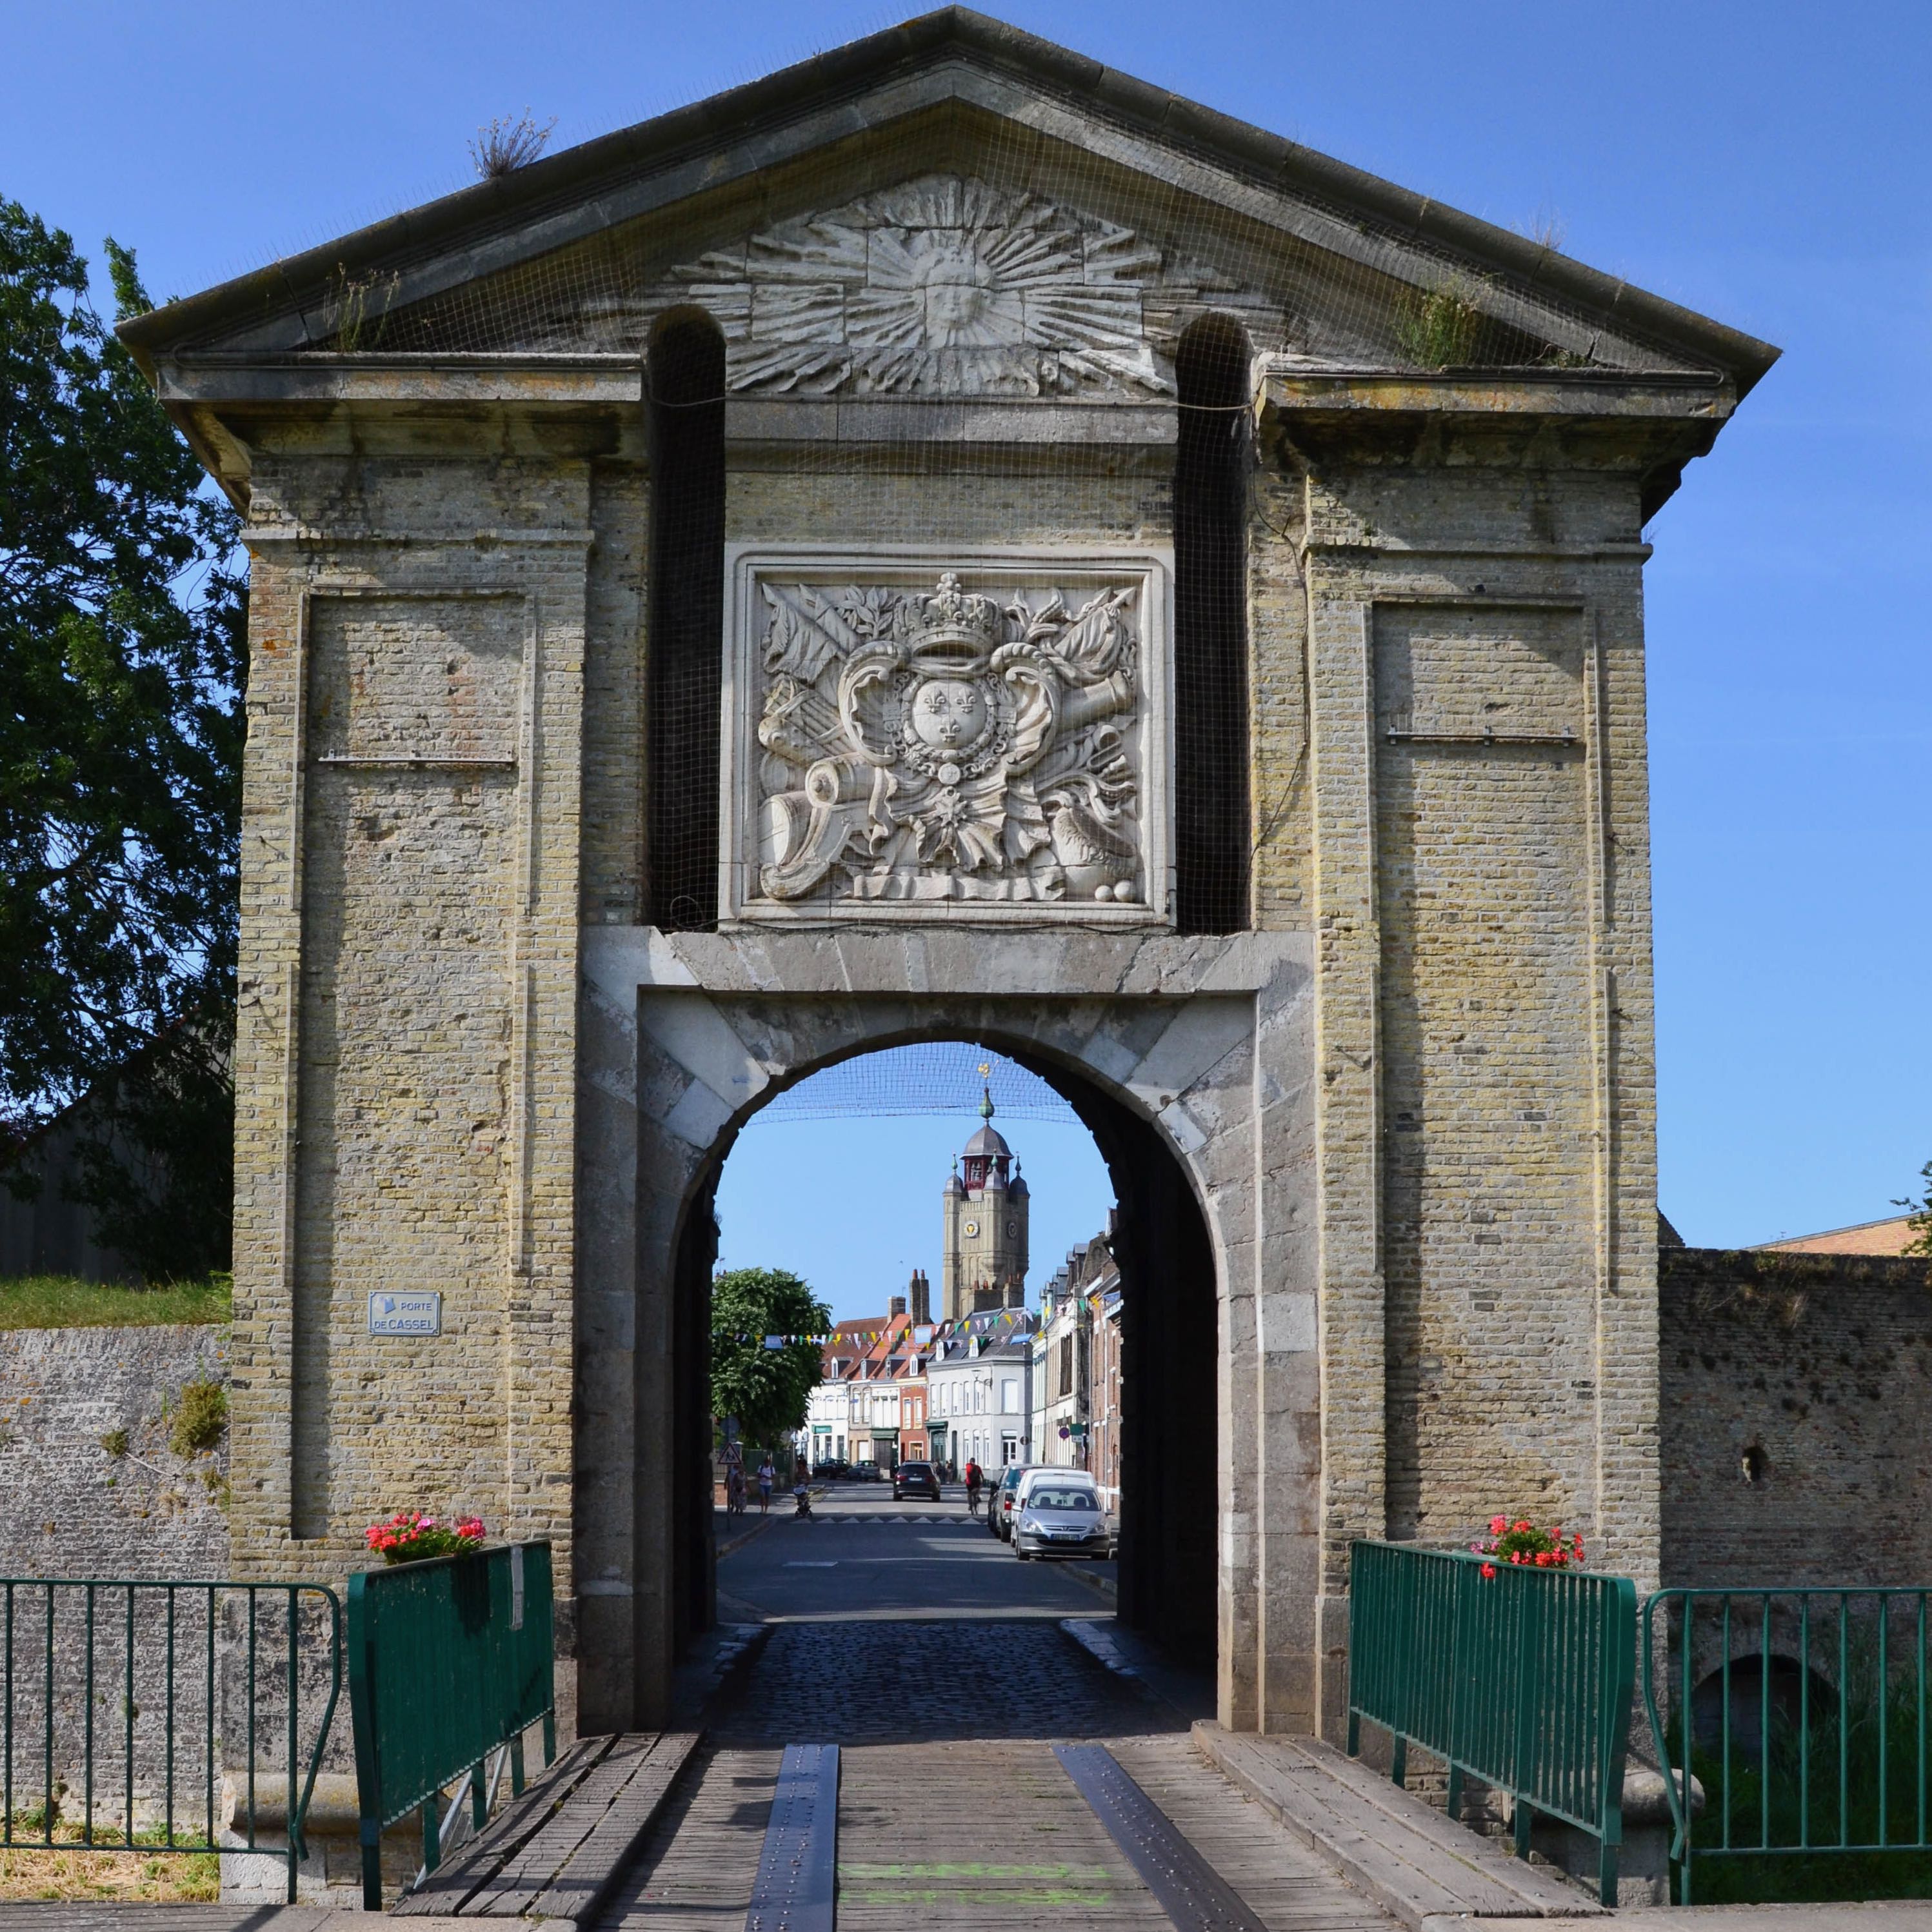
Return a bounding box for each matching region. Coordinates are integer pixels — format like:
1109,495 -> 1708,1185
348,1540 -> 555,1907
1643,1588 -> 1932,1905
0,1578 -> 342,1902
1347,1540 -> 1636,1905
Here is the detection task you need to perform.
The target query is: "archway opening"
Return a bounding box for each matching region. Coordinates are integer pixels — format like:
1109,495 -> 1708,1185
663,1037 -> 1220,1672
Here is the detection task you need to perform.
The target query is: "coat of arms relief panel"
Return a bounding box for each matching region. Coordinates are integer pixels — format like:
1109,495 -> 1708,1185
721,550 -> 1171,923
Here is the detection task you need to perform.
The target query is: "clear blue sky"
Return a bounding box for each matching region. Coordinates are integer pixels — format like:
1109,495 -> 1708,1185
8,1 -> 1924,1269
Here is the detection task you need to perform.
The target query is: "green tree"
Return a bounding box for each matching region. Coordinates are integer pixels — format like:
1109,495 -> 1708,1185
710,1268 -> 833,1456
0,199 -> 244,1278
1897,1162 -> 1932,1258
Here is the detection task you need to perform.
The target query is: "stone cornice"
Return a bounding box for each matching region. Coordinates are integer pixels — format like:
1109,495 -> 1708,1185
117,10 -> 1777,398
1260,364 -> 1736,424
157,353 -> 644,406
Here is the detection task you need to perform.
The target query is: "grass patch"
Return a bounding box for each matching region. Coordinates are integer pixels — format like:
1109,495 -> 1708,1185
1394,279 -> 1487,368
0,1822 -> 221,1901
168,1377 -> 228,1457
0,1274 -> 230,1331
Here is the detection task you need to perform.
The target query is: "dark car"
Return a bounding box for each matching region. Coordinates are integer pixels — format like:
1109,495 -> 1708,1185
812,1458 -> 849,1479
892,1459 -> 941,1502
990,1463 -> 1031,1540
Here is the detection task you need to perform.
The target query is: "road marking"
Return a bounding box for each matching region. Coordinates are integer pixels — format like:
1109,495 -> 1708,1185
784,1561 -> 837,1568
744,1741 -> 839,1932
1054,1742 -> 1270,1932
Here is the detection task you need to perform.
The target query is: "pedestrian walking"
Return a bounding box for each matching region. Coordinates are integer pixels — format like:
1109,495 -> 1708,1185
756,1453 -> 775,1513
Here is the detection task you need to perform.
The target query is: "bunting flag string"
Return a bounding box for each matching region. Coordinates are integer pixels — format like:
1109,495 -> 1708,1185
710,1312 -> 1035,1349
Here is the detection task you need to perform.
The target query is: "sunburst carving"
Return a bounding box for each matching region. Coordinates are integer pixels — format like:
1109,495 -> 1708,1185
668,175 -> 1171,397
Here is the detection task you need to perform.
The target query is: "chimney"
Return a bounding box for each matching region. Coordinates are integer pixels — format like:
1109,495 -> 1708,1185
910,1269 -> 930,1326
1005,1275 -> 1024,1310
890,1295 -> 907,1319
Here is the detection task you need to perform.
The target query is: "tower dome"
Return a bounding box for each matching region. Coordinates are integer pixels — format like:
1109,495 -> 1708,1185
960,1086 -> 1011,1190
941,1077 -> 1028,1324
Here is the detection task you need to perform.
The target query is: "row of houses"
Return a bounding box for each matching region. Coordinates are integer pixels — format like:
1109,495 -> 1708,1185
801,1217 -> 1125,1506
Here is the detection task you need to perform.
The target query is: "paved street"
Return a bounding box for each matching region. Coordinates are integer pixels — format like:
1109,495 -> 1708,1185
610,1497 -> 1402,1929
606,1609 -> 1399,1932
715,1480 -> 1116,1624
712,1618 -> 1158,1744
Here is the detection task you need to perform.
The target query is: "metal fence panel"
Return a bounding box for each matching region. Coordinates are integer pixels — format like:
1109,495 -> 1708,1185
0,1578 -> 341,1902
1642,1586 -> 1932,1906
346,1541 -> 555,1907
1347,1540 -> 1635,1905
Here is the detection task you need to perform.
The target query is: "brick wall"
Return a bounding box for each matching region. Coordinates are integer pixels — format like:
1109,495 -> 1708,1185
0,1324 -> 230,1577
230,449 -> 584,1589
1284,448 -> 1662,1593
0,1326 -> 241,1818
1660,1246 -> 1932,1587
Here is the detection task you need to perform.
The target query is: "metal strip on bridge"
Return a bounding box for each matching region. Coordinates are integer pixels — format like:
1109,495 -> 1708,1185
744,1742 -> 839,1932
1054,1744 -> 1268,1932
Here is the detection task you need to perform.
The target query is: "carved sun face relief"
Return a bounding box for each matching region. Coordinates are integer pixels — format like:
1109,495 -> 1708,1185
666,174 -> 1242,397
721,549 -> 1171,924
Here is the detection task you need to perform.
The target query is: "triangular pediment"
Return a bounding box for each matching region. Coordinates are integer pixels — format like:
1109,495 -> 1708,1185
372,157 -> 1306,397
122,8 -> 1775,399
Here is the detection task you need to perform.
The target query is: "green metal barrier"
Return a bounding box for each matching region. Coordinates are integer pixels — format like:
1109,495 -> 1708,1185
348,1540 -> 555,1907
1347,1539 -> 1637,1906
1642,1587 -> 1932,1905
0,1578 -> 342,1902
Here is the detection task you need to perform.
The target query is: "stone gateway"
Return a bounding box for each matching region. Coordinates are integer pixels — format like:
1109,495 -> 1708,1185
119,9 -> 1776,1738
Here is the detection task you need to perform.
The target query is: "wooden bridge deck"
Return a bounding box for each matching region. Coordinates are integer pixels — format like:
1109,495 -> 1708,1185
393,1731 -> 702,1925
560,1731 -> 1399,1932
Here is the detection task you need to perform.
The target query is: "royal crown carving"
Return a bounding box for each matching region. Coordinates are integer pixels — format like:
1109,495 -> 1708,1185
723,552 -> 1170,922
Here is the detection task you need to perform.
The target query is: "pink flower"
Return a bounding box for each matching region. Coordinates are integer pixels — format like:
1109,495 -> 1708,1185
1489,1515 -> 1508,1535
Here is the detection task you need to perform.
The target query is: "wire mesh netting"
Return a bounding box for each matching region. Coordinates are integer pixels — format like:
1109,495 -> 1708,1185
757,1042 -> 1079,1124
237,64 -> 1713,939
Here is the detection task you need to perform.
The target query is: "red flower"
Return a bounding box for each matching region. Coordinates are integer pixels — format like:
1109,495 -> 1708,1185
1481,1562 -> 1498,1580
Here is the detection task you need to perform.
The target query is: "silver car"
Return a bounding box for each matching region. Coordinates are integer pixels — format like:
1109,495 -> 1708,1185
1011,1480 -> 1112,1560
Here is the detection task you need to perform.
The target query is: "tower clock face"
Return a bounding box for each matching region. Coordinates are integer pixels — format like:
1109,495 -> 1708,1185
1006,1221 -> 1017,1239
963,1220 -> 979,1237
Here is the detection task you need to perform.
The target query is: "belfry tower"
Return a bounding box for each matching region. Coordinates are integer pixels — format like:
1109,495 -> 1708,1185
941,1087 -> 1031,1320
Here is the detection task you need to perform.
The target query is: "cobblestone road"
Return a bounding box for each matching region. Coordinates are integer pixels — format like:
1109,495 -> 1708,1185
713,1617 -> 1171,1744
604,1516 -> 1398,1929
613,1615 -> 1396,1931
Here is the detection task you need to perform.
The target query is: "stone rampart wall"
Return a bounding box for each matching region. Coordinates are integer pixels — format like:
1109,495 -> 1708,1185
0,1323 -> 231,1578
1660,1246 -> 1932,1588
0,1325 -> 246,1826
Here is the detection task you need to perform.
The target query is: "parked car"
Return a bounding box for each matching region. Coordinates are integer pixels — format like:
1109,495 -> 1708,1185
1011,1475 -> 1112,1560
1015,1466 -> 1097,1513
990,1463 -> 1033,1540
812,1458 -> 849,1479
892,1459 -> 941,1502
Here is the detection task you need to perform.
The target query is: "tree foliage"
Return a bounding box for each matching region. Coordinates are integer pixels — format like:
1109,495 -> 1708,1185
710,1268 -> 833,1455
0,198 -> 244,1277
1897,1161 -> 1932,1259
